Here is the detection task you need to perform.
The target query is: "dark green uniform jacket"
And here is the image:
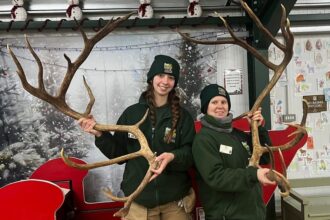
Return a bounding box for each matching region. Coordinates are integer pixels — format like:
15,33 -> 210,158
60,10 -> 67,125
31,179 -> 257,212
192,115 -> 271,220
95,97 -> 196,208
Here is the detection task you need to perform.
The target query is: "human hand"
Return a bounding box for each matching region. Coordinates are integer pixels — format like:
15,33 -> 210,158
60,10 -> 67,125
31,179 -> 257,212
257,167 -> 276,186
149,152 -> 175,182
77,115 -> 102,137
246,107 -> 264,127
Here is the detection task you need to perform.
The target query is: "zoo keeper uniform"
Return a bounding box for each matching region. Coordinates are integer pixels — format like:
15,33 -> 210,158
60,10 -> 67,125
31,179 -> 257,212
192,114 -> 271,220
95,96 -> 196,219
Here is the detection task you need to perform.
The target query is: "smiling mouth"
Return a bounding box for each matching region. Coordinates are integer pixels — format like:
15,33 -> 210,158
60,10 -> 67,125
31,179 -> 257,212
159,85 -> 169,90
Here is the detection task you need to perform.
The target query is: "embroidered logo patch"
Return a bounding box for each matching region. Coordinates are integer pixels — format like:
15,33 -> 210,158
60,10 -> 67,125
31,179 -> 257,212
218,87 -> 227,96
164,63 -> 173,74
164,127 -> 176,143
241,141 -> 251,155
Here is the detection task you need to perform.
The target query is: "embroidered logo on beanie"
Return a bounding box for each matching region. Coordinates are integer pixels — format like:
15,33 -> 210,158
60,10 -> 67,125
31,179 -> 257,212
164,63 -> 173,74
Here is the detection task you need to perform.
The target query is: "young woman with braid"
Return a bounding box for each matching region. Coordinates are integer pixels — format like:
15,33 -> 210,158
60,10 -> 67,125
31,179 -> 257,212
78,55 -> 196,220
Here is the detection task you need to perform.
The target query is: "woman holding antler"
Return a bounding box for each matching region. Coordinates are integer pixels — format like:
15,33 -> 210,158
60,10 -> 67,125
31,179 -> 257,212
79,55 -> 196,220
192,84 -> 274,220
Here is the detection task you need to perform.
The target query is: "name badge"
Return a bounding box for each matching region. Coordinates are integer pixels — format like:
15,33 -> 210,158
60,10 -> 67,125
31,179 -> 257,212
128,133 -> 137,139
219,144 -> 232,155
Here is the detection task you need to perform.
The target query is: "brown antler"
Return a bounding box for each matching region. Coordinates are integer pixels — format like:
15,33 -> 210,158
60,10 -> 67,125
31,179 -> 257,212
7,12 -> 159,217
179,0 -> 308,196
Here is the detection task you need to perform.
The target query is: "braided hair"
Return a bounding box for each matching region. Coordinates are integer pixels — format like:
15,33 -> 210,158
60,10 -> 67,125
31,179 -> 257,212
142,83 -> 181,144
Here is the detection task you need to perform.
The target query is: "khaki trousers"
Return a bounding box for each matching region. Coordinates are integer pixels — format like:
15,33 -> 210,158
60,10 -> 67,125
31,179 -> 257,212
123,201 -> 192,220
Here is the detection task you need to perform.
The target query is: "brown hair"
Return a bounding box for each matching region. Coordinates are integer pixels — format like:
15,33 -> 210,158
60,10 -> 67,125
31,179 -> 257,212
142,83 -> 181,143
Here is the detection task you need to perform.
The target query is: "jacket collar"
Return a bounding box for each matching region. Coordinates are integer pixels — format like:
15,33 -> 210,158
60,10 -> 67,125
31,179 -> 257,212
201,113 -> 233,133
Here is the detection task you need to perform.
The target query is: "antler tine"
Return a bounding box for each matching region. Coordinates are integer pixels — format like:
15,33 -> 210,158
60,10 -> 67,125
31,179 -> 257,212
240,0 -> 285,51
61,110 -> 158,218
7,44 -> 33,93
300,99 -> 308,127
265,146 -> 290,196
61,109 -> 156,168
257,99 -> 308,154
103,165 -> 157,217
24,35 -> 45,91
82,76 -> 95,116
8,12 -> 134,121
271,169 -> 291,197
59,12 -> 135,101
251,99 -> 308,197
61,148 -> 144,170
278,148 -> 287,177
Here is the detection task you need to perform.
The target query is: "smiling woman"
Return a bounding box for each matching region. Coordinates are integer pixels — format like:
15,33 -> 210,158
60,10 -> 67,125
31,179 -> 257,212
78,54 -> 196,219
192,83 -> 273,220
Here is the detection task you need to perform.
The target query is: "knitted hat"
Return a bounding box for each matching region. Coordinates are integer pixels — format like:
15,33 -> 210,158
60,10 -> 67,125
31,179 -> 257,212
200,84 -> 231,114
147,55 -> 180,87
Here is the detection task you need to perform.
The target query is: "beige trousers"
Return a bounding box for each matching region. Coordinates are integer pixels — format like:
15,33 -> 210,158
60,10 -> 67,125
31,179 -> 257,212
123,201 -> 192,220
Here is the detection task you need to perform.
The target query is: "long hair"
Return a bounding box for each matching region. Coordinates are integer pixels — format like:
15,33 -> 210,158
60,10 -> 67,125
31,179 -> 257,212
142,83 -> 181,143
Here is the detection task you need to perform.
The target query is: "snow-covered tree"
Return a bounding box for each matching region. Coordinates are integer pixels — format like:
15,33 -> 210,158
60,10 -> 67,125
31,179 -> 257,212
32,52 -> 90,158
0,70 -> 29,150
0,50 -> 90,187
177,36 -> 206,119
0,68 -> 47,186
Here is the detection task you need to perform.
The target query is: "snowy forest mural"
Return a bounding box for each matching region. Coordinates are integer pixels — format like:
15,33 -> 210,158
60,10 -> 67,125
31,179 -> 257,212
0,30 -> 221,202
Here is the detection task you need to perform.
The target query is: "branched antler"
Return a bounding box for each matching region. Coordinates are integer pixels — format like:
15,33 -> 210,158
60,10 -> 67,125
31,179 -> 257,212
7,12 -> 159,217
178,0 -> 308,196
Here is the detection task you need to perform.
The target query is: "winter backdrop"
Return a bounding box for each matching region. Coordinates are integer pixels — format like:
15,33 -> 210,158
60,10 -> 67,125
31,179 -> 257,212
0,28 -> 249,202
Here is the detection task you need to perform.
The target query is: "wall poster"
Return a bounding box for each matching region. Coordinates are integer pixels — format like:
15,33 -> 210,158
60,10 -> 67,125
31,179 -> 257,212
224,69 -> 243,95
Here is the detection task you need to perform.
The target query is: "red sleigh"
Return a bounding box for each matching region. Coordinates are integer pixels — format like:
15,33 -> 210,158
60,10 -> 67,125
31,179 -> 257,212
0,179 -> 69,220
0,118 -> 307,220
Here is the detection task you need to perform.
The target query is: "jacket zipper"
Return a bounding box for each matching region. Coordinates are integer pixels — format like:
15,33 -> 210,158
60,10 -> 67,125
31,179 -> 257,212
151,126 -> 160,206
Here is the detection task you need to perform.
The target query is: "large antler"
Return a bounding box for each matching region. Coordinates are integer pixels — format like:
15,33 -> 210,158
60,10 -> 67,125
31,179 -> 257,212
7,12 -> 158,217
179,0 -> 308,196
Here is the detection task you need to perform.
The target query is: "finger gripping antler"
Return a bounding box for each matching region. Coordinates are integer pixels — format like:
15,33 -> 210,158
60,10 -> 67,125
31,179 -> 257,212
265,146 -> 290,196
265,99 -> 308,154
61,109 -> 158,217
267,169 -> 291,197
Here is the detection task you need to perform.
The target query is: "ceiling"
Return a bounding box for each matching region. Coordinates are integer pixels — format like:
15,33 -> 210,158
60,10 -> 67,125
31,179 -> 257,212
0,0 -> 246,23
0,0 -> 300,49
1,0 -> 328,20
0,0 -> 233,16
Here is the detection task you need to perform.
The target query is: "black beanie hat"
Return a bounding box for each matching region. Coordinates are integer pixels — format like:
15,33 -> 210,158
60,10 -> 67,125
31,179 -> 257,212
200,84 -> 231,114
147,55 -> 180,87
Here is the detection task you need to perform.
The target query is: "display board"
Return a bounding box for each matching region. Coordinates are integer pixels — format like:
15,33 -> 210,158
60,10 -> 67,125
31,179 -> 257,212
269,34 -> 330,178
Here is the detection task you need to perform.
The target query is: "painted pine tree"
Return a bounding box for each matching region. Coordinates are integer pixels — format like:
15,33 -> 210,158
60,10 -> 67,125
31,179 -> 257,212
177,35 -> 205,119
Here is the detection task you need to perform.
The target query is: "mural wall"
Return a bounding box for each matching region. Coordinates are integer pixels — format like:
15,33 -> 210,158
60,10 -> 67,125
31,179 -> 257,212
0,28 -> 249,202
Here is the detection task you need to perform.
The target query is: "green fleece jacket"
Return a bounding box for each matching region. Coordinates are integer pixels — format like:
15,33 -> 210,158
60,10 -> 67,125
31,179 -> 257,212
95,97 -> 195,208
192,115 -> 271,220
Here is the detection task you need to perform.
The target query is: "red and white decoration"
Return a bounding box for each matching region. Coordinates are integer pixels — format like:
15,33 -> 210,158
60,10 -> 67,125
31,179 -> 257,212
138,0 -> 153,19
187,0 -> 202,18
66,0 -> 83,21
10,0 -> 27,21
